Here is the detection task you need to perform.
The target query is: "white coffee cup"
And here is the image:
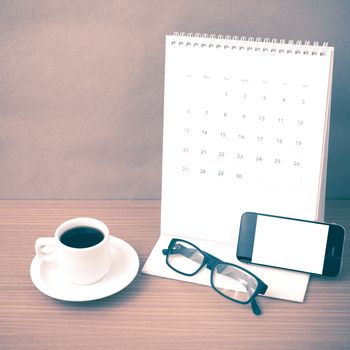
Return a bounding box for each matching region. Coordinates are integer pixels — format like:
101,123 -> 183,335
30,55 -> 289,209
35,217 -> 111,285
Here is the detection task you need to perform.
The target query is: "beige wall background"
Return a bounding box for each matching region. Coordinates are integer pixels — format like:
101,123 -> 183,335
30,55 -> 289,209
1,0 -> 349,199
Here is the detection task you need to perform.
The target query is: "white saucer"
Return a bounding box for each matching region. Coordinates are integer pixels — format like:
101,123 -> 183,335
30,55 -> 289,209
30,236 -> 139,302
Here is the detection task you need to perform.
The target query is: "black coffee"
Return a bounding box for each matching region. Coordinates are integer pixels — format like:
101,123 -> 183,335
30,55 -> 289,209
60,226 -> 104,248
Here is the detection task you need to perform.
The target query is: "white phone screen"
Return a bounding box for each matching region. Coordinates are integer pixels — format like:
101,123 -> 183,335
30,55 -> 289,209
251,216 -> 329,274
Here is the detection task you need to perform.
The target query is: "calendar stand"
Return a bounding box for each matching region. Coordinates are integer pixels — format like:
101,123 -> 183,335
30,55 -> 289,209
143,33 -> 334,302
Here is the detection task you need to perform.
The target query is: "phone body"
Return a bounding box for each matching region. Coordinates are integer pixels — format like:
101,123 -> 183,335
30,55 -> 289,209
237,212 -> 345,277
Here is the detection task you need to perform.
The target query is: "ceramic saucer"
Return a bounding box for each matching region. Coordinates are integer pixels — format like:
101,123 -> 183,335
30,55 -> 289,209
30,236 -> 139,302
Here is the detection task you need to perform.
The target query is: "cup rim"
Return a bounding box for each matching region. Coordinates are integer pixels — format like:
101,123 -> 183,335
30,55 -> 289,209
54,217 -> 109,251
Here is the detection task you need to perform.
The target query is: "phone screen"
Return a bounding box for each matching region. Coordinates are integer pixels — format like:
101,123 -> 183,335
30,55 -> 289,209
252,215 -> 329,274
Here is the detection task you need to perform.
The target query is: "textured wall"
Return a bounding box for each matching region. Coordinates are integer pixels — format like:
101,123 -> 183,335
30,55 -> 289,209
0,0 -> 349,199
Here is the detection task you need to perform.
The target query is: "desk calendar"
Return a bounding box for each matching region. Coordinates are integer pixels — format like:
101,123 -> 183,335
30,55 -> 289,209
143,33 -> 334,302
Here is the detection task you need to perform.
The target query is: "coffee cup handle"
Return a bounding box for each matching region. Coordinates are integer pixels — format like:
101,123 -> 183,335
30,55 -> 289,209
35,237 -> 56,262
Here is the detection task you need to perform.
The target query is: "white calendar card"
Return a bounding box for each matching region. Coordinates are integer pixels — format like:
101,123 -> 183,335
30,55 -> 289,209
143,33 -> 334,302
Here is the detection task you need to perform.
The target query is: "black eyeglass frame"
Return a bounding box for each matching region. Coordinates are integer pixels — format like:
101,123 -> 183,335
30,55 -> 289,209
162,238 -> 268,315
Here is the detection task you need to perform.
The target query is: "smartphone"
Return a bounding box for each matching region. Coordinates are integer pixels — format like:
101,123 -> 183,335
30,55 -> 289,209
237,212 -> 345,277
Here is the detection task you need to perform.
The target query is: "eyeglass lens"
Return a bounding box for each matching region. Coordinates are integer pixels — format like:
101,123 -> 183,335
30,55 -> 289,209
167,241 -> 205,275
212,263 -> 258,302
167,241 -> 259,303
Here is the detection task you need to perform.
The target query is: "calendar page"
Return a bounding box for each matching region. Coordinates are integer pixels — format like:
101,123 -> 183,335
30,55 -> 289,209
143,34 -> 334,302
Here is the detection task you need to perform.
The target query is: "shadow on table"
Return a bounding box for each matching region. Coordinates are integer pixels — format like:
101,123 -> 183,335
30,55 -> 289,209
51,272 -> 145,309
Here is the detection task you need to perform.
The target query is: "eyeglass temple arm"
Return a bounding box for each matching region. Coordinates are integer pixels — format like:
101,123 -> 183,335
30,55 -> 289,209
251,298 -> 262,316
162,246 -> 203,263
162,249 -> 169,255
162,245 -> 224,268
162,244 -> 197,255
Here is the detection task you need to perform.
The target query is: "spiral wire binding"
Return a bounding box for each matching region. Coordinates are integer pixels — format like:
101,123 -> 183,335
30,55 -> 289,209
172,32 -> 329,56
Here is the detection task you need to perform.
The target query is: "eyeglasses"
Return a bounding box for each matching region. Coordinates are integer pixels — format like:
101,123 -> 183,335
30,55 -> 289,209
162,238 -> 268,315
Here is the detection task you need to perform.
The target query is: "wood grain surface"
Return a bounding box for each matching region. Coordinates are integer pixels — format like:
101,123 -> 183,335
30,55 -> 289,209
0,200 -> 349,350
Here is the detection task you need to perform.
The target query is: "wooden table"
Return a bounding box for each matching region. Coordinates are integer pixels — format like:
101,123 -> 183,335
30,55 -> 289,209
0,200 -> 349,350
